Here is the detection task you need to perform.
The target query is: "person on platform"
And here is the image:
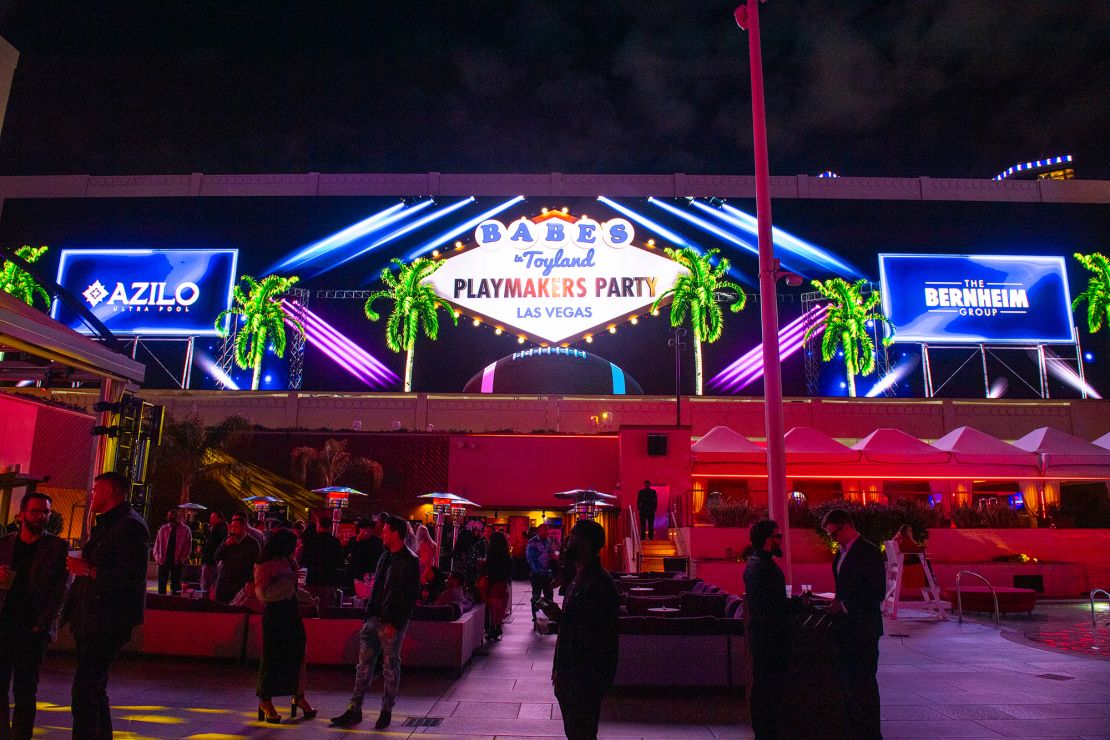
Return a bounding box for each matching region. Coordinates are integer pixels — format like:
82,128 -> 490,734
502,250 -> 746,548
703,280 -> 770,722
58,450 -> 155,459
63,472 -> 150,740
538,520 -> 619,740
637,480 -> 658,541
526,523 -> 558,627
254,528 -> 316,724
0,492 -> 69,740
214,514 -> 261,604
153,509 -> 192,596
823,509 -> 886,740
330,515 -> 420,730
200,511 -> 227,599
743,518 -> 795,740
345,517 -> 384,584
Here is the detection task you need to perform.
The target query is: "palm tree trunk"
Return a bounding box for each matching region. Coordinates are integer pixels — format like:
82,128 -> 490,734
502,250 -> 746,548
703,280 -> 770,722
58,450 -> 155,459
844,333 -> 857,397
179,481 -> 191,505
251,358 -> 262,390
404,347 -> 415,392
694,336 -> 704,396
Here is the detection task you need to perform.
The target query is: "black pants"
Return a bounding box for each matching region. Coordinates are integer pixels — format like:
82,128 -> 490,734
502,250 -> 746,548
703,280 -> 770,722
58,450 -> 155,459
837,641 -> 881,740
555,687 -> 604,740
638,508 -> 655,540
0,629 -> 49,740
72,627 -> 132,740
748,635 -> 789,740
157,563 -> 183,595
529,572 -> 553,620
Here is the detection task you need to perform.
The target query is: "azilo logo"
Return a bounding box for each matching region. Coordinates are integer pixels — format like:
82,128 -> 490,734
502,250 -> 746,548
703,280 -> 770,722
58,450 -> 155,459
83,279 -> 200,313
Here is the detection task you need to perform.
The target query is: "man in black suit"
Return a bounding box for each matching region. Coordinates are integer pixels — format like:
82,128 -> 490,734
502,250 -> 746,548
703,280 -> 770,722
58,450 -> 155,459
63,472 -> 150,740
743,519 -> 792,740
0,492 -> 69,740
823,509 -> 886,740
636,480 -> 657,541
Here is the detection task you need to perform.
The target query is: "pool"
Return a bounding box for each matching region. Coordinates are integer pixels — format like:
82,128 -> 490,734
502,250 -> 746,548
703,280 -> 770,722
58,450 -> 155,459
987,600 -> 1110,658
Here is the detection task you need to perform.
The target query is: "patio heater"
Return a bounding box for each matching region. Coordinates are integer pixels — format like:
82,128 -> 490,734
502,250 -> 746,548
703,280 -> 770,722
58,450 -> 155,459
243,495 -> 282,526
313,486 -> 367,538
418,492 -> 478,561
449,498 -> 480,549
554,489 -> 617,521
176,501 -> 207,524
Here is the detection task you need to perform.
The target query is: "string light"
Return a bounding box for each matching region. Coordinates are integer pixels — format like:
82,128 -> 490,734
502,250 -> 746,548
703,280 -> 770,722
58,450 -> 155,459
518,336 -> 526,344
608,326 -> 617,334
585,335 -> 593,343
472,318 -> 481,326
630,317 -> 638,325
495,328 -> 503,335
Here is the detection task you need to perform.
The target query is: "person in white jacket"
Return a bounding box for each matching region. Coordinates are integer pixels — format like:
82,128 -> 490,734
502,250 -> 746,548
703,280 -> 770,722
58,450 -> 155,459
153,509 -> 193,595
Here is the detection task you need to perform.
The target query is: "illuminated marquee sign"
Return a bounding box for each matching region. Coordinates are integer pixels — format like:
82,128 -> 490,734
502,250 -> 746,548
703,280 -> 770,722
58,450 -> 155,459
879,253 -> 1074,344
426,213 -> 687,344
53,249 -> 239,336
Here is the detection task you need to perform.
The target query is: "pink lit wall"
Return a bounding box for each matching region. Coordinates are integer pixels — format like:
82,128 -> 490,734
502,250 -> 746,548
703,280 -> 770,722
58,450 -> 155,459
447,434 -> 619,509
617,426 -> 693,533
0,395 -> 38,472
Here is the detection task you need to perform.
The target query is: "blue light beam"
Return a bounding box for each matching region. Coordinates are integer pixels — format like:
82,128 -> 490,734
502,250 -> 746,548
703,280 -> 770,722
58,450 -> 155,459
597,196 -> 695,249
269,201 -> 420,274
716,202 -> 861,277
405,196 -> 525,261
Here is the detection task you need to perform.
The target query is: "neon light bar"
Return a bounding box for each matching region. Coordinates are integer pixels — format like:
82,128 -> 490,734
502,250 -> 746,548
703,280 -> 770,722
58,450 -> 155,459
282,301 -> 399,387
993,155 -> 1072,181
715,202 -> 860,276
270,201 -> 423,273
283,305 -> 383,385
406,195 -> 525,261
292,304 -> 398,384
596,196 -> 695,249
710,306 -> 825,388
328,197 -> 476,274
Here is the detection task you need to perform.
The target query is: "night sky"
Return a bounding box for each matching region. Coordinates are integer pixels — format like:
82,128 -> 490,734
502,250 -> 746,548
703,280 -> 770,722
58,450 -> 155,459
0,2 -> 1107,398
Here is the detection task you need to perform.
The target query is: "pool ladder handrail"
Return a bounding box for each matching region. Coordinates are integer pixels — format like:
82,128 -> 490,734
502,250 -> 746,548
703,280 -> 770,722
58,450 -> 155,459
1091,588 -> 1110,627
955,570 -> 999,625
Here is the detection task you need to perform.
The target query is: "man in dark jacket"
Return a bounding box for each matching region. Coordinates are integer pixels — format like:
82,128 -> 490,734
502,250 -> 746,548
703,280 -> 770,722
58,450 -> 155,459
331,515 -> 420,731
823,509 -> 886,740
213,513 -> 260,604
301,518 -> 345,590
199,511 -> 226,599
345,517 -> 383,583
0,491 -> 69,740
540,519 -> 619,740
636,480 -> 657,540
743,519 -> 793,740
63,472 -> 150,740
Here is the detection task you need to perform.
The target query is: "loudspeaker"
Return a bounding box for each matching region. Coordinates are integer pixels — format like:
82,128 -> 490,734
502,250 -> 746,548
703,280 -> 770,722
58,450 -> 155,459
647,433 -> 668,456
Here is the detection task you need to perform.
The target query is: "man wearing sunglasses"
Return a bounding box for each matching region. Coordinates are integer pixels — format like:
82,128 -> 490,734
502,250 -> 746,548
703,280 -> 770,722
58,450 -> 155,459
743,519 -> 793,739
822,509 -> 885,740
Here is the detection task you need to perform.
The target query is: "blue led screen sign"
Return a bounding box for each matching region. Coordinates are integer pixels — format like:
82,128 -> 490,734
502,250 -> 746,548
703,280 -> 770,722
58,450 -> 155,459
52,249 -> 239,336
878,254 -> 1075,345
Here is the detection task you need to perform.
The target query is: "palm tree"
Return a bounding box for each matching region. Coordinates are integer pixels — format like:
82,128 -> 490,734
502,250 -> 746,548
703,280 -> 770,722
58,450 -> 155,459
291,438 -> 383,492
803,278 -> 894,397
153,413 -> 252,504
649,247 -> 746,395
1072,252 -> 1110,333
0,245 -> 51,309
364,257 -> 458,392
215,274 -> 304,390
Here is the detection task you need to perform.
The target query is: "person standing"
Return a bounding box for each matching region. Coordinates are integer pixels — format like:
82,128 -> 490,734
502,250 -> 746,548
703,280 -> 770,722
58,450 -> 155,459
63,472 -> 150,740
344,518 -> 383,584
481,531 -> 513,641
214,514 -> 261,604
153,509 -> 192,596
0,492 -> 69,740
538,520 -> 619,740
525,523 -> 557,627
330,515 -> 420,730
636,480 -> 658,541
823,509 -> 886,740
301,518 -> 344,598
254,529 -> 316,724
200,511 -> 227,599
743,519 -> 793,740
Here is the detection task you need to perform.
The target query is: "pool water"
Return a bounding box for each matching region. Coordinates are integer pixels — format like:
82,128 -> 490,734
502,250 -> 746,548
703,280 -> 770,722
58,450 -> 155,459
989,601 -> 1110,657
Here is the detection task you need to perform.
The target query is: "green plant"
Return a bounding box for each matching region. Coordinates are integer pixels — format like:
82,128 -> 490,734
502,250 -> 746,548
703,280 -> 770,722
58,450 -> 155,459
803,278 -> 894,397
811,498 -> 945,548
1,245 -> 51,309
949,503 -> 1026,529
215,274 -> 304,390
1072,252 -> 1110,333
650,247 -> 746,395
291,438 -> 383,493
706,498 -> 766,527
153,413 -> 252,504
364,257 -> 458,392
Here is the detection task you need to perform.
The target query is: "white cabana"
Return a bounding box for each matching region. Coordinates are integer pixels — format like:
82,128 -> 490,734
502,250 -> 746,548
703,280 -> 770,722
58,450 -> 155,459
691,425 -> 765,463
931,426 -> 1042,512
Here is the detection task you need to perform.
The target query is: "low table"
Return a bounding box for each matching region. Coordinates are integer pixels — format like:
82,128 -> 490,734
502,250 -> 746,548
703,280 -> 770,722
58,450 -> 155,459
646,606 -> 680,617
941,586 -> 1037,614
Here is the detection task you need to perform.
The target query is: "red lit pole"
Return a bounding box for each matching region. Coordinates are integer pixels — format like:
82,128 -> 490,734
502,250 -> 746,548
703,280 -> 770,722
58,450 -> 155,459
735,0 -> 791,581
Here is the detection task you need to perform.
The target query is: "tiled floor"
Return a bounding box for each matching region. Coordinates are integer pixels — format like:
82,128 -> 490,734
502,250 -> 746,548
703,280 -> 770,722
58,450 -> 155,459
22,595 -> 1110,738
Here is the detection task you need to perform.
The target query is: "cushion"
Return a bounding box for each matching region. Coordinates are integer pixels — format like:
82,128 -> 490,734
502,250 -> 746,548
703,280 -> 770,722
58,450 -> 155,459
679,591 -> 728,618
724,595 -> 744,619
411,603 -> 463,622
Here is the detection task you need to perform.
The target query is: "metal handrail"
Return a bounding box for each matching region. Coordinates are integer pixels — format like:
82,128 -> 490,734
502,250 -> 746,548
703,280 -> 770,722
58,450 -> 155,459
626,505 -> 643,573
668,510 -> 691,576
1091,588 -> 1110,627
956,570 -> 999,625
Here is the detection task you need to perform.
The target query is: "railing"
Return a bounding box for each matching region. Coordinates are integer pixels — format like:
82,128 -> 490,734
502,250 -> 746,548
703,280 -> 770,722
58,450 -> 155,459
1091,588 -> 1110,627
668,510 -> 691,576
625,505 -> 643,573
955,570 -> 999,625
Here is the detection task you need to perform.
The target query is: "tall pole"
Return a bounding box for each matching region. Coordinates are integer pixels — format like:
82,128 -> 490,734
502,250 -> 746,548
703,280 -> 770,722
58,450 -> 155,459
668,327 -> 687,426
736,0 -> 790,581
